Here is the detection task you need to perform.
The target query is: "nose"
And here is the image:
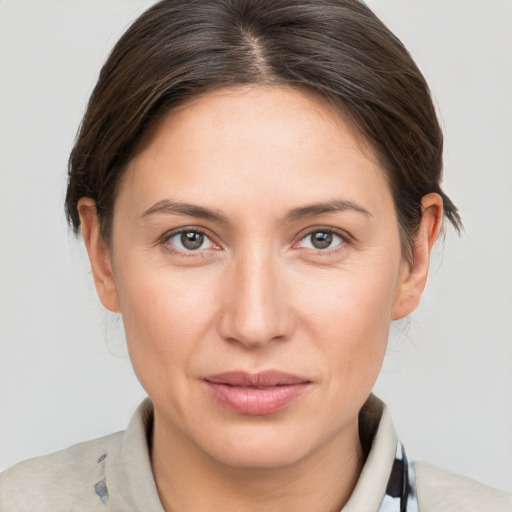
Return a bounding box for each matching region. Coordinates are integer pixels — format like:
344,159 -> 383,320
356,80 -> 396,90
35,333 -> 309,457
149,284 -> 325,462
217,247 -> 295,349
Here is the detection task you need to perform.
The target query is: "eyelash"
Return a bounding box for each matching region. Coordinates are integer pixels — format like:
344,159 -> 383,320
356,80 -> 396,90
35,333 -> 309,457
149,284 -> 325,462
160,226 -> 351,256
294,227 -> 349,255
160,227 -> 217,256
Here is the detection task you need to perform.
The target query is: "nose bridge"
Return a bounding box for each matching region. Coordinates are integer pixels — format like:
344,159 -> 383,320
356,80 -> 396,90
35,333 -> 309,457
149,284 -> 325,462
219,241 -> 292,347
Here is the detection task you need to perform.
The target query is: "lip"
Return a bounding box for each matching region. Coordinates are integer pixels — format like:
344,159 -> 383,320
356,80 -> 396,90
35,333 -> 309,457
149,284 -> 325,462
203,370 -> 311,416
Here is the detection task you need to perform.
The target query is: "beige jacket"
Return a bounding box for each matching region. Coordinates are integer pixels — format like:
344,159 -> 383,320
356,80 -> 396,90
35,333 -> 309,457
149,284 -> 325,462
1,397 -> 510,511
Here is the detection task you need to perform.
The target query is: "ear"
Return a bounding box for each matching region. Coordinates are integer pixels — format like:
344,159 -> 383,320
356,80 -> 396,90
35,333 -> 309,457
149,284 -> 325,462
392,193 -> 444,320
78,198 -> 120,313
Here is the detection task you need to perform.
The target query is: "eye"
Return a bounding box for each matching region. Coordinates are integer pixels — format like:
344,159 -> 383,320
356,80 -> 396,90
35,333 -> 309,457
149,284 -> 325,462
165,229 -> 215,251
297,229 -> 344,251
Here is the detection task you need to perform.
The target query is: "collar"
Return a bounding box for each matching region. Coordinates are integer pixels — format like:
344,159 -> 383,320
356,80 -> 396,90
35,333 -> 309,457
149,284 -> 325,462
346,395 -> 419,512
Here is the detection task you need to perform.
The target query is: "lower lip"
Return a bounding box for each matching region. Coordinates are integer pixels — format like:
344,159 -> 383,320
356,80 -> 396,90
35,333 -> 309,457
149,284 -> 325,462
204,382 -> 309,416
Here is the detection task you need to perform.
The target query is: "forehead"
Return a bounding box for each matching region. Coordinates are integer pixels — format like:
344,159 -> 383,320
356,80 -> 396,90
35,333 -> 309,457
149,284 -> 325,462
119,85 -> 392,221
138,85 -> 372,163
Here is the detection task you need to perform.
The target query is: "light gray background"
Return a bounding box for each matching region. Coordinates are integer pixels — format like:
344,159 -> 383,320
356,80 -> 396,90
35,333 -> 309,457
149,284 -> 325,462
1,0 -> 511,493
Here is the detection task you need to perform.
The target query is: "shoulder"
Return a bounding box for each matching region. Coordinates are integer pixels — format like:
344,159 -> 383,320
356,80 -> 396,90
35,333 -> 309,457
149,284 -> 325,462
0,431 -> 123,512
415,461 -> 512,512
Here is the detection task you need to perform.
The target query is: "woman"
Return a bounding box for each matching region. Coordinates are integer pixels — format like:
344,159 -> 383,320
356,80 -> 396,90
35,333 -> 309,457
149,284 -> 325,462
0,0 -> 510,510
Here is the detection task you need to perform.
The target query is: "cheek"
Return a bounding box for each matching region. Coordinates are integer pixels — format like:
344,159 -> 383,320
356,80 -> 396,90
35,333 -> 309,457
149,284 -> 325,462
297,260 -> 400,385
113,258 -> 220,394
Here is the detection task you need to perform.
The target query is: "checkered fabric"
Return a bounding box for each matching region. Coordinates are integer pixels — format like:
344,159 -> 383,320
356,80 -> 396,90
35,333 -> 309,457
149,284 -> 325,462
378,443 -> 419,512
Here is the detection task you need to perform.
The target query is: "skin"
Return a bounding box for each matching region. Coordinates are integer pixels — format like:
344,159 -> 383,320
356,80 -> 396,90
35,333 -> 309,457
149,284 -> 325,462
79,86 -> 442,512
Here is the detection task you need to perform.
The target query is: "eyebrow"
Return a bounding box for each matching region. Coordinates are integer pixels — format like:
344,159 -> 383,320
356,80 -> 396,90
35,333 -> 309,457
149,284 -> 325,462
139,197 -> 372,224
139,200 -> 229,223
283,199 -> 372,222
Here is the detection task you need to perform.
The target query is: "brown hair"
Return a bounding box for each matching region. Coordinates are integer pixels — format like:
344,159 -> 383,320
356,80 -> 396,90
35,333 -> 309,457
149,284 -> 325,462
65,0 -> 462,256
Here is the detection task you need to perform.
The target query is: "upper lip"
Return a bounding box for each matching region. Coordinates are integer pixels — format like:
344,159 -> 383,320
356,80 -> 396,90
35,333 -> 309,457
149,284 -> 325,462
204,370 -> 310,387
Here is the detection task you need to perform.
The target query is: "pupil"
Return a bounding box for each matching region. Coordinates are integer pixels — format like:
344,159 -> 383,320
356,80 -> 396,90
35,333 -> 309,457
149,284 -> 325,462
181,231 -> 203,250
312,231 -> 332,249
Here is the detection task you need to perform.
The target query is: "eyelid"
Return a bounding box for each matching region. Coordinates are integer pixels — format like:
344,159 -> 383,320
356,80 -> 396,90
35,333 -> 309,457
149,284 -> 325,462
160,226 -> 220,253
158,225 -> 353,255
293,226 -> 352,252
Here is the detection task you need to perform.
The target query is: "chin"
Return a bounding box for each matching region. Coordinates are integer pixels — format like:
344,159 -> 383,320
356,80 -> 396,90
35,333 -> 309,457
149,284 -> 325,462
205,436 -> 309,469
190,418 -> 327,470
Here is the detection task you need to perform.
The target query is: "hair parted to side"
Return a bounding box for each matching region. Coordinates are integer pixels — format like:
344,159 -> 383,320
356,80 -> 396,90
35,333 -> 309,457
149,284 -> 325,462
65,0 -> 462,257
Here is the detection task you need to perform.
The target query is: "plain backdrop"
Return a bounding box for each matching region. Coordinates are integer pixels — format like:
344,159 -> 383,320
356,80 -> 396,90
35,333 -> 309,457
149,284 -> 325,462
1,0 -> 511,493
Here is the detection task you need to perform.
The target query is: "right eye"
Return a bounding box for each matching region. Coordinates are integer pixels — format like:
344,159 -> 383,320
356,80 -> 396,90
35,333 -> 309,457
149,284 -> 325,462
165,229 -> 215,252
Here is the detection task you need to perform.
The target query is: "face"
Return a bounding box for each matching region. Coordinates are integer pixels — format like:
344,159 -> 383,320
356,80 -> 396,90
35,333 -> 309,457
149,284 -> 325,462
81,86 -> 436,469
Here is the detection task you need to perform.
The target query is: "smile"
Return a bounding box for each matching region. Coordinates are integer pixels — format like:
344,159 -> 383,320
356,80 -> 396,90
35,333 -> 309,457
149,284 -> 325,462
204,370 -> 311,416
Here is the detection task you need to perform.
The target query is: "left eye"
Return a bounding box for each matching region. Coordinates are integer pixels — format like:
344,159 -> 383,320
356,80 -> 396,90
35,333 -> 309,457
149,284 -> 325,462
166,230 -> 214,251
298,230 -> 344,250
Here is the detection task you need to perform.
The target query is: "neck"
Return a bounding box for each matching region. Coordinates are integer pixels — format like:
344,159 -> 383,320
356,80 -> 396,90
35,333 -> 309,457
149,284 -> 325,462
151,411 -> 364,512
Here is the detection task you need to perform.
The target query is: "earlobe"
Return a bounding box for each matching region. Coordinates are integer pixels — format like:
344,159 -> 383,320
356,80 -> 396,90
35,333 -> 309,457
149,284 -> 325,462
392,193 -> 444,320
77,198 -> 120,313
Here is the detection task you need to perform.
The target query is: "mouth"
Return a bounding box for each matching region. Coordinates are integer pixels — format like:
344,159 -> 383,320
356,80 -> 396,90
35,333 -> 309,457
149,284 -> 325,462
203,370 -> 311,416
